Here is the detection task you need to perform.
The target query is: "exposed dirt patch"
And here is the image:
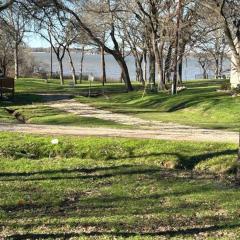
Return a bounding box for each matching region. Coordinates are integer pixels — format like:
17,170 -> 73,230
4,108 -> 26,123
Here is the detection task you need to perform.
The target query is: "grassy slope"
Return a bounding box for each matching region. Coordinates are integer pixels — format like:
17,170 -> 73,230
0,79 -> 132,128
2,78 -> 240,130
0,133 -> 239,239
76,79 -> 240,131
11,105 -> 127,128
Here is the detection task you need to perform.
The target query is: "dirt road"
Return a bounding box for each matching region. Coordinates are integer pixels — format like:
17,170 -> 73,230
0,123 -> 238,143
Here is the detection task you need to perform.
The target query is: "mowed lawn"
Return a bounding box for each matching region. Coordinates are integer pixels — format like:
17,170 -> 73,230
76,79 -> 240,131
1,133 -> 240,239
1,78 -> 239,130
0,79 -> 132,128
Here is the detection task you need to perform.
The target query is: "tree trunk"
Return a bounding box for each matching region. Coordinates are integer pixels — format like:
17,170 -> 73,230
135,55 -> 144,85
120,70 -> 124,83
50,46 -> 53,78
149,50 -> 156,86
80,46 -> 85,84
172,0 -> 182,95
215,58 -> 219,79
115,56 -> 133,91
135,58 -> 139,82
58,59 -> 64,85
14,43 -> 19,80
203,67 -> 208,79
138,61 -> 144,85
164,44 -> 173,83
178,60 -> 183,84
152,35 -> 165,90
67,48 -> 77,84
143,50 -> 147,82
101,46 -> 106,86
231,54 -> 240,88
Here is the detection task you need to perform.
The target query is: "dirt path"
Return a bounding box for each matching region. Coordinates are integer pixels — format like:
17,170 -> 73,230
4,96 -> 237,143
0,123 -> 238,143
44,98 -> 196,129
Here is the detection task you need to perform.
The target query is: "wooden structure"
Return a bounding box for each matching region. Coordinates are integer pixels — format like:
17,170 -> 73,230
0,77 -> 15,99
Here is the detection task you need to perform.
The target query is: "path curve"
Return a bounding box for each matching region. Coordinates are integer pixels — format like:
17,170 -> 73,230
0,123 -> 238,143
45,99 -> 165,127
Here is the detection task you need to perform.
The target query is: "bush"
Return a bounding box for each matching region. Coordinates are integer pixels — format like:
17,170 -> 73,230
219,82 -> 231,91
232,84 -> 240,94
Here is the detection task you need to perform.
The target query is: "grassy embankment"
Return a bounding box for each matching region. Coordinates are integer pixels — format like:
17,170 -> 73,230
0,132 -> 239,239
1,78 -> 240,130
76,79 -> 240,131
0,79 -> 132,128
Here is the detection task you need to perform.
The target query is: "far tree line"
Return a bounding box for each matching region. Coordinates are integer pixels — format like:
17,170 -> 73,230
0,0 -> 240,94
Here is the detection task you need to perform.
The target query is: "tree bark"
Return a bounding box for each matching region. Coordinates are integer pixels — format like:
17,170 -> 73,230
80,46 -> 85,84
115,56 -> 133,91
58,59 -> 64,85
67,48 -> 76,84
151,33 -> 165,90
50,46 -> 53,78
178,60 -> 183,84
14,43 -> 19,80
164,44 -> 173,83
143,50 -> 147,82
101,46 -> 106,86
172,0 -> 182,95
149,50 -> 156,86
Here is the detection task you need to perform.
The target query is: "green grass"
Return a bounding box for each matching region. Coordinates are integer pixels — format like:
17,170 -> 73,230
5,105 -> 127,128
2,78 -> 240,130
1,133 -> 240,239
75,79 -> 240,131
15,78 -> 132,94
0,108 -> 17,123
0,79 -> 135,128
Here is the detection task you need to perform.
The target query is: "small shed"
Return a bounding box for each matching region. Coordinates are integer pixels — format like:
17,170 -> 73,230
0,77 -> 15,99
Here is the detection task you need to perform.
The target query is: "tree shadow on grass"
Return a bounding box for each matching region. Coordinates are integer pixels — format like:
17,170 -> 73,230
0,149 -> 236,182
7,222 -> 240,239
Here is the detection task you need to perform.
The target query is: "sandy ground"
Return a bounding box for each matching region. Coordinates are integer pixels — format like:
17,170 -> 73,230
0,123 -> 238,143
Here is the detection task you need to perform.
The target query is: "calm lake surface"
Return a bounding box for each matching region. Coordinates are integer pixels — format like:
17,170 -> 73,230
31,52 -> 231,81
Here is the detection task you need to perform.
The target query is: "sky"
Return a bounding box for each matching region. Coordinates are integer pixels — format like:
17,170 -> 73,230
24,32 -> 49,48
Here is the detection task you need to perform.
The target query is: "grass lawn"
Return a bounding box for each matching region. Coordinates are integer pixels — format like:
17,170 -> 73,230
1,78 -> 239,130
7,105 -> 127,128
0,133 -> 240,239
75,79 -> 240,131
0,79 -> 136,128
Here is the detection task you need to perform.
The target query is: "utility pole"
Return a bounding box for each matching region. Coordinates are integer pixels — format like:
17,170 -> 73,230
172,0 -> 183,95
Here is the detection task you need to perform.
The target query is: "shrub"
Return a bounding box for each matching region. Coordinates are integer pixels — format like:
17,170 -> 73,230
219,82 -> 231,91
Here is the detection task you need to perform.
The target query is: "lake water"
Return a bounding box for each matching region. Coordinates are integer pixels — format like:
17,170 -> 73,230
31,52 -> 231,81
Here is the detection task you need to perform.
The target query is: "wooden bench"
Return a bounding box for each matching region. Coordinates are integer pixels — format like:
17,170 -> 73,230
0,77 -> 15,99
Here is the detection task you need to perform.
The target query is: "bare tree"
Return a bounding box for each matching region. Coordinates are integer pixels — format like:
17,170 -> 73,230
0,0 -> 14,12
2,2 -> 29,79
200,0 -> 240,87
50,0 -> 134,91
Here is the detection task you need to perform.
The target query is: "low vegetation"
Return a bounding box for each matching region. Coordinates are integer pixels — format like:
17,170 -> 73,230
1,78 -> 239,130
0,133 -> 239,239
76,79 -> 240,131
